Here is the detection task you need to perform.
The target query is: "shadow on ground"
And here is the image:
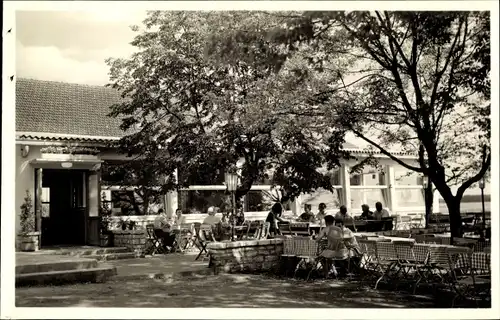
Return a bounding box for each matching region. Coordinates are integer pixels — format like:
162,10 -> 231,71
16,273 -> 440,308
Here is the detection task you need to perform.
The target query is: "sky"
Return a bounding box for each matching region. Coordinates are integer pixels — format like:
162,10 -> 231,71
16,11 -> 147,85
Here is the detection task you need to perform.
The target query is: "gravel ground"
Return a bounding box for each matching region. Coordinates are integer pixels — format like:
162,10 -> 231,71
16,273 -> 439,308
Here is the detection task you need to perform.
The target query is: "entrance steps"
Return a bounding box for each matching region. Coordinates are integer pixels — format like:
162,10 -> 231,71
16,255 -> 117,287
43,246 -> 143,261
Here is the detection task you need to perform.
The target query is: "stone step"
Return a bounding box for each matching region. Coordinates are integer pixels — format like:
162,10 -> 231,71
54,247 -> 132,256
16,258 -> 98,275
85,252 -> 141,261
16,265 -> 117,287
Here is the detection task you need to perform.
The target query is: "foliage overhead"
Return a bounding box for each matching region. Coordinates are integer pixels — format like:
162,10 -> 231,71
208,10 -> 491,238
107,11 -> 349,205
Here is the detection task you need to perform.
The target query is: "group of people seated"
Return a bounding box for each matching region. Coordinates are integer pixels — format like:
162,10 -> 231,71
153,205 -> 248,250
297,202 -> 391,223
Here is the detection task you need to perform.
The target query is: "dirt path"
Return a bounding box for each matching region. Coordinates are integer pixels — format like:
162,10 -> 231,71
16,274 -> 437,308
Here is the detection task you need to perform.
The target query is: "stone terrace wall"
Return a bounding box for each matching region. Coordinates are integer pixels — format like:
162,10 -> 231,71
112,230 -> 146,256
207,239 -> 284,274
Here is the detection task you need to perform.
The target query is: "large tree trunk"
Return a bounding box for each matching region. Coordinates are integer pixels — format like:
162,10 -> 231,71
443,195 -> 462,244
424,183 -> 434,228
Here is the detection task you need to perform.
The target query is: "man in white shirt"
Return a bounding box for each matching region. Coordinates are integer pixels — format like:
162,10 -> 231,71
202,206 -> 221,225
373,202 -> 390,220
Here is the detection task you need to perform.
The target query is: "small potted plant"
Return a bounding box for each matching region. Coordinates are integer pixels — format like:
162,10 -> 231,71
17,190 -> 41,251
99,192 -> 114,247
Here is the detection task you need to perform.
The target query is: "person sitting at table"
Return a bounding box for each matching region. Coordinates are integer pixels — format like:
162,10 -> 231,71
360,204 -> 374,220
334,205 -> 351,221
153,209 -> 176,251
203,206 -> 221,225
315,215 -> 345,277
373,202 -> 390,220
316,203 -> 328,223
334,205 -> 357,232
173,208 -> 186,225
266,202 -> 287,237
316,216 -> 361,276
299,204 -> 315,222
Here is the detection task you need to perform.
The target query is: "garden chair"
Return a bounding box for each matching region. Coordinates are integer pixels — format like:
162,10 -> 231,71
260,222 -> 271,239
392,240 -> 427,293
474,239 -> 490,253
234,222 -> 250,240
174,223 -> 195,253
292,237 -> 318,279
410,214 -> 424,229
145,224 -> 165,255
445,247 -> 491,307
396,215 -> 412,230
289,222 -> 311,237
195,224 -> 216,261
356,239 -> 380,284
374,241 -> 400,290
420,244 -> 453,289
243,220 -> 262,240
281,237 -> 296,277
278,222 -> 293,236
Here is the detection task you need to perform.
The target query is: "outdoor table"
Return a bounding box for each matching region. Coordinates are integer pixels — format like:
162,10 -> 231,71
380,236 -> 416,243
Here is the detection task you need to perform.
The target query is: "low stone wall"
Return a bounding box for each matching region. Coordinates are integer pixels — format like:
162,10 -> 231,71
207,239 -> 284,274
112,230 -> 147,256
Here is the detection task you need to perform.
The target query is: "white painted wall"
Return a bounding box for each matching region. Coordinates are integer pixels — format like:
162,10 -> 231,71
15,144 -> 43,235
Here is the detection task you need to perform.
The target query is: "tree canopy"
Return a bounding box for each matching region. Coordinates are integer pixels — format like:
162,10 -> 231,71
208,11 -> 491,238
106,11 -> 349,208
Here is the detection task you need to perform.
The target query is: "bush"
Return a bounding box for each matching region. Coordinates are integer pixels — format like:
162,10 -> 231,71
19,190 -> 35,235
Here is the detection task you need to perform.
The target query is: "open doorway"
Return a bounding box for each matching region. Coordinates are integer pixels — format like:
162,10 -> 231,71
40,169 -> 87,246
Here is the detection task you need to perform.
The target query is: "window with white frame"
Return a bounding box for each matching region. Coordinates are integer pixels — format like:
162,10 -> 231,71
350,164 -> 388,212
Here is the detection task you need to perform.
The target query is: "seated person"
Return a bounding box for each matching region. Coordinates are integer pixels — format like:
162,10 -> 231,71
153,209 -> 176,250
360,204 -> 374,220
299,204 -> 315,222
203,207 -> 221,225
373,202 -> 390,220
266,202 -> 287,237
172,208 -> 186,225
316,217 -> 361,276
316,203 -> 328,223
154,209 -> 168,229
334,205 -> 357,232
334,205 -> 351,221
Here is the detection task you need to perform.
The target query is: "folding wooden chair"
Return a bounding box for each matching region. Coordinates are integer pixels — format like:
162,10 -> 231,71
278,222 -> 293,236
397,216 -> 412,230
445,247 -> 491,307
145,224 -> 165,255
392,240 -> 427,293
292,237 -> 318,279
281,237 -> 296,277
374,241 -> 399,290
243,220 -> 262,240
410,214 -> 424,229
289,222 -> 311,237
234,222 -> 250,240
174,223 -> 195,253
195,224 -> 216,261
260,222 -> 270,239
357,239 -> 380,284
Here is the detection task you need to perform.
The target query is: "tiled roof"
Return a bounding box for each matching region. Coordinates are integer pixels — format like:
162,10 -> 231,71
15,78 -> 416,157
16,78 -> 125,138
